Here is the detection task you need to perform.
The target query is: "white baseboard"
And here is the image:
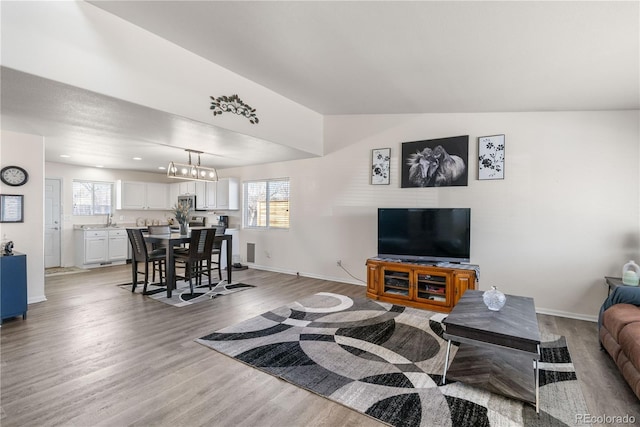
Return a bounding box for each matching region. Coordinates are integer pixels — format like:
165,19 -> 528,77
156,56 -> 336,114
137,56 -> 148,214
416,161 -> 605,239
248,264 -> 365,287
536,307 -> 597,323
248,264 -> 597,321
28,295 -> 47,304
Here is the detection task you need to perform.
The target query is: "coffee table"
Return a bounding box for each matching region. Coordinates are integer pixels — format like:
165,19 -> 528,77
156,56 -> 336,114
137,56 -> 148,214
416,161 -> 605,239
442,290 -> 541,412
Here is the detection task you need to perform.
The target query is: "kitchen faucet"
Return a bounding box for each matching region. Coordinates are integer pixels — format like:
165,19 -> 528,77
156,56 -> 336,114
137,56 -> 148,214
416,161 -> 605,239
106,214 -> 112,227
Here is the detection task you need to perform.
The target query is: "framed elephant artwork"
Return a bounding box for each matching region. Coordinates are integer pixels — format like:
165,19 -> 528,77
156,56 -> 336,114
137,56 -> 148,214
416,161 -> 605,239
401,135 -> 469,188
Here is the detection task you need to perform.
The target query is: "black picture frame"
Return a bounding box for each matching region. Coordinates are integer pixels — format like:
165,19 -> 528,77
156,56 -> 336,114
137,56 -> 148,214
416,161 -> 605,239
401,135 -> 469,187
0,194 -> 24,223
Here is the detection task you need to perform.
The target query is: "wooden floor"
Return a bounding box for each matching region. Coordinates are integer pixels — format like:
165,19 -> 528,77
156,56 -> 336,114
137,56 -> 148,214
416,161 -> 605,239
1,265 -> 639,426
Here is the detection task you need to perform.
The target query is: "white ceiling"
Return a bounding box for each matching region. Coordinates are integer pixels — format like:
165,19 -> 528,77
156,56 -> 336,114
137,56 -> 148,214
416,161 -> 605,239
1,67 -> 313,173
89,1 -> 639,114
2,1 -> 638,174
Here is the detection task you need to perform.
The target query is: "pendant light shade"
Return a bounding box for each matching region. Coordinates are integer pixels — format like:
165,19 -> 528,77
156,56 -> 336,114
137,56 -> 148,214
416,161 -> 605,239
167,149 -> 218,182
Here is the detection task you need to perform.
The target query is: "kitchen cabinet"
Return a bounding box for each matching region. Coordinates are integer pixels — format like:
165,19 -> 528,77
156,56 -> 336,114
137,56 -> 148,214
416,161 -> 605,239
75,228 -> 128,268
78,230 -> 108,265
108,229 -> 128,261
179,181 -> 196,195
193,178 -> 238,210
168,183 -> 180,207
116,181 -> 170,210
145,183 -> 170,209
216,178 -> 239,210
220,228 -> 239,267
195,181 -> 216,210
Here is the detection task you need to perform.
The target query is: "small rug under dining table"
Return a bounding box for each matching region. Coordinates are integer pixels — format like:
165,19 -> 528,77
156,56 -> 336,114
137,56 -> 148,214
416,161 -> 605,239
119,279 -> 255,307
196,292 -> 588,427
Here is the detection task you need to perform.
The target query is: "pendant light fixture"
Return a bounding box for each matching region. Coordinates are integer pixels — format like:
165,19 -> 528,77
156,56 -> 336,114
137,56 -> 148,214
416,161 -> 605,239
167,149 -> 218,182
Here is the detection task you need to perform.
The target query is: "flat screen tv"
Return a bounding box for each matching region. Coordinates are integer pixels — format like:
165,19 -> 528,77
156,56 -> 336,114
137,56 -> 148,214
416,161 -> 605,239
377,208 -> 470,263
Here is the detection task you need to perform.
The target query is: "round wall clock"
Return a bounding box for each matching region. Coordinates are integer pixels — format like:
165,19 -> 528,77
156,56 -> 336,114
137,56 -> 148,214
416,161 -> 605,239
1,166 -> 29,186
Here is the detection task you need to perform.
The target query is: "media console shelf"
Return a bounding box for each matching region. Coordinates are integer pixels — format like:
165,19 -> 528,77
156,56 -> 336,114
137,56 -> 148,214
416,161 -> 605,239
366,258 -> 477,313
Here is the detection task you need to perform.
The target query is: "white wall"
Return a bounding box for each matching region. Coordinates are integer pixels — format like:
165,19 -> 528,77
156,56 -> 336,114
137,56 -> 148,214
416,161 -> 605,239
0,130 -> 45,304
225,111 -> 640,320
4,111 -> 638,319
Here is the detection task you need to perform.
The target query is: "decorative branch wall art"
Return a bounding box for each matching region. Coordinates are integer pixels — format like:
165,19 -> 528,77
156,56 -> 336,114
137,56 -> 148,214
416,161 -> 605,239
210,94 -> 259,124
478,134 -> 505,180
371,148 -> 391,185
401,135 -> 469,188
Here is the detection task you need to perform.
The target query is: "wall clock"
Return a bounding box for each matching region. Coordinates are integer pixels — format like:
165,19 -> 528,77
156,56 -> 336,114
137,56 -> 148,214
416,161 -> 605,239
1,166 -> 29,186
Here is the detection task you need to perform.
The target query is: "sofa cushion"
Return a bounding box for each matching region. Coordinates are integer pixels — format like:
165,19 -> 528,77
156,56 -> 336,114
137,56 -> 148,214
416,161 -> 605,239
619,321 -> 640,372
616,346 -> 640,400
600,325 -> 622,362
602,303 -> 640,342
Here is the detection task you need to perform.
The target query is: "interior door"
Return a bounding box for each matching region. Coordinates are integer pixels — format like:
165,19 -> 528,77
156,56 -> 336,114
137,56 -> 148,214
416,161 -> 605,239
44,178 -> 61,268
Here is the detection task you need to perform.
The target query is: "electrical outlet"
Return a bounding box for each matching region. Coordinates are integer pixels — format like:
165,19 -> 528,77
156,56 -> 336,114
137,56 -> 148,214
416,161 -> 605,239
336,260 -> 342,267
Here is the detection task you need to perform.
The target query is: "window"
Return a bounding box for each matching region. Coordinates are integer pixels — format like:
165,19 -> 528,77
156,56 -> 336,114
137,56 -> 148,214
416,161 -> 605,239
72,180 -> 113,215
243,178 -> 290,229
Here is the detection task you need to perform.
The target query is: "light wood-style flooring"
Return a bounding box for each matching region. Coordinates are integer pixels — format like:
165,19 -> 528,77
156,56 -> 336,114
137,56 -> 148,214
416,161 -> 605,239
1,265 -> 639,426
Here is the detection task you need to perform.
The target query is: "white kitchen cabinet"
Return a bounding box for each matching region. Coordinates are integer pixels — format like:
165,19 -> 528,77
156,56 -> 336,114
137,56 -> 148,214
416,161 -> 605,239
146,183 -> 170,209
168,183 -> 180,207
195,181 -> 217,210
108,229 -> 128,261
116,180 -> 170,210
220,228 -> 240,268
75,228 -> 129,268
84,231 -> 108,264
179,181 -> 196,195
216,178 -> 239,210
117,181 -> 146,210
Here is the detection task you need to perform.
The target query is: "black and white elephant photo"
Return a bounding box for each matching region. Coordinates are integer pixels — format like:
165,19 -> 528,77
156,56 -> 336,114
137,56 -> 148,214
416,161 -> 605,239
401,135 -> 469,188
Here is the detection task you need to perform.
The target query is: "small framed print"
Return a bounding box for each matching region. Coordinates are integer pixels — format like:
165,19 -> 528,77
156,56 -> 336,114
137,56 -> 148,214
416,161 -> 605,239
0,194 -> 24,223
478,134 -> 505,180
371,148 -> 391,185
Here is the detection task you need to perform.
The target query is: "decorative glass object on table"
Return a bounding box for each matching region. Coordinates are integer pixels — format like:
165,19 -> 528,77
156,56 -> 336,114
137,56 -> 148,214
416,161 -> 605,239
483,286 -> 506,311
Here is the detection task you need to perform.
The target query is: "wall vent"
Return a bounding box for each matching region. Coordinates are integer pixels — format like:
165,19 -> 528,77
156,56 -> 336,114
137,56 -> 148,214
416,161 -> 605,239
247,243 -> 256,263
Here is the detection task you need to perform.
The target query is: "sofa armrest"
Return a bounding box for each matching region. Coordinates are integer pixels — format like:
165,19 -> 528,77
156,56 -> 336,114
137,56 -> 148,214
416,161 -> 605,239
598,285 -> 640,329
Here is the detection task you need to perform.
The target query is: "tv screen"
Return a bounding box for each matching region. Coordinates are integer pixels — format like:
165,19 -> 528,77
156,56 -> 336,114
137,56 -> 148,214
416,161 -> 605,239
377,208 -> 470,263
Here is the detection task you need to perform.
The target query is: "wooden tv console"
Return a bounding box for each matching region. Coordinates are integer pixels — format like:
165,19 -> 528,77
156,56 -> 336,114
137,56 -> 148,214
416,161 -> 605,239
366,258 -> 477,313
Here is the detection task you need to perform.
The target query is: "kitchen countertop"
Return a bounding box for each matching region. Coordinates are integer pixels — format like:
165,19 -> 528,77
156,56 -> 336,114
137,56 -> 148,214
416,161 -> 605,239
73,224 -> 138,230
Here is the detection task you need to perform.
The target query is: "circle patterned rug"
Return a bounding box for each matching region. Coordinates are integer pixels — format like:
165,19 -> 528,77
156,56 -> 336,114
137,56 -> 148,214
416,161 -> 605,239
197,292 -> 587,426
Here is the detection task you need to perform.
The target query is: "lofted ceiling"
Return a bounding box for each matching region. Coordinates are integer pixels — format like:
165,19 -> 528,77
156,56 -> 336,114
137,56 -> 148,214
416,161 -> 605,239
2,1 -> 638,174
1,67 -> 314,173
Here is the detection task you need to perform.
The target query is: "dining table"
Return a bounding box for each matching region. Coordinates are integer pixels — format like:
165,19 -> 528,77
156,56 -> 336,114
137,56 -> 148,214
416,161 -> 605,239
143,231 -> 232,298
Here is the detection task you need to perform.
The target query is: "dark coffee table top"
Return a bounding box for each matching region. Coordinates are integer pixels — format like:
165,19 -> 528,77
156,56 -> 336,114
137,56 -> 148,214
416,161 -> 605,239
443,290 -> 540,354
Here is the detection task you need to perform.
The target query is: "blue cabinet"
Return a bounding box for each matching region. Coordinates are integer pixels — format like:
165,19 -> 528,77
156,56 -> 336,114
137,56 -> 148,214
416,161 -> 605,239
0,252 -> 27,323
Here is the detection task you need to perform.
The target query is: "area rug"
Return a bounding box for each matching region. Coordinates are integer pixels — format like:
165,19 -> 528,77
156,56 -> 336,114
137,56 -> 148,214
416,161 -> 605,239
196,292 -> 588,427
119,279 -> 255,307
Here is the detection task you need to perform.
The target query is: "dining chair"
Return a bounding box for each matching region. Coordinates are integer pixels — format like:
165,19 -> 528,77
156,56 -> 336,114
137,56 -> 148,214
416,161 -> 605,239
174,228 -> 216,294
147,225 -> 171,282
127,228 -> 166,294
210,229 -> 224,281
147,225 -> 171,235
